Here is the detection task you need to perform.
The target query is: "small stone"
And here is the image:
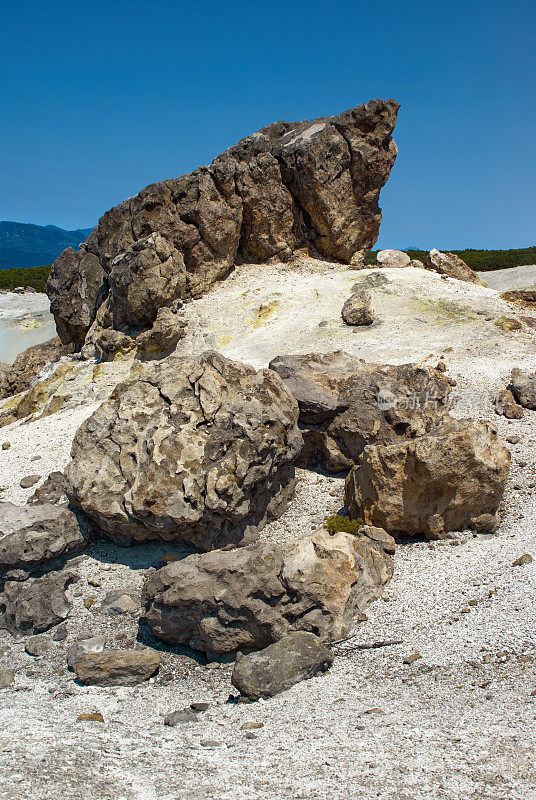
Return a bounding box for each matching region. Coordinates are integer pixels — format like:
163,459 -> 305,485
31,455 -> 42,462
240,722 -> 264,730
244,732 -> 258,740
341,290 -> 374,326
362,707 -> 384,715
84,597 -> 96,609
200,740 -> 222,748
512,554 -> 533,567
190,702 -> 210,713
87,578 -> 101,587
100,590 -> 140,615
19,475 -> 41,489
52,623 -> 68,642
73,649 -> 160,686
164,709 -> 199,726
435,362 -> 447,373
206,662 -> 222,670
0,669 -> 14,688
66,636 -> 106,668
76,712 -> 104,723
506,435 -> 520,444
403,653 -> 422,665
25,634 -> 53,657
2,442 -> 11,450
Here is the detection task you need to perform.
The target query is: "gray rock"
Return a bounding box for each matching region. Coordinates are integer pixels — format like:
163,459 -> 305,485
19,475 -> 41,489
46,100 -> 400,348
495,389 -> 523,419
27,472 -> 68,505
66,351 -> 302,549
0,502 -> 88,577
100,590 -> 140,615
143,529 -> 393,655
0,568 -> 78,635
424,249 -> 486,285
345,419 -> 510,539
0,669 -> 14,688
341,290 -> 374,326
164,709 -> 199,726
376,249 -> 411,268
25,634 -> 53,656
66,636 -> 106,668
269,351 -> 450,472
231,632 -> 334,700
0,337 -> 67,400
73,649 -> 160,686
510,368 -> 536,410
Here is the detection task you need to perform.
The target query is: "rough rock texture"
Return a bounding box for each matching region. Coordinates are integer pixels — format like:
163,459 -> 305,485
231,632 -> 334,700
0,502 -> 88,577
341,290 -> 374,326
495,389 -> 523,419
269,351 -> 450,472
510,368 -> 536,410
424,249 -> 486,286
46,100 -> 400,348
73,649 -> 160,686
345,419 -> 510,539
66,351 -> 302,549
27,472 -> 69,505
143,530 -> 393,655
375,249 -> 410,268
0,337 -> 66,399
0,568 -> 78,634
66,636 -> 106,669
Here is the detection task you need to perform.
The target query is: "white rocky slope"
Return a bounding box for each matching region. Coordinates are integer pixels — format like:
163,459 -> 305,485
0,260 -> 535,800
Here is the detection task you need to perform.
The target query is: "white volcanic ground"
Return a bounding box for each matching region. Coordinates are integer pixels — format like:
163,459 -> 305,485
0,292 -> 55,364
0,260 -> 535,800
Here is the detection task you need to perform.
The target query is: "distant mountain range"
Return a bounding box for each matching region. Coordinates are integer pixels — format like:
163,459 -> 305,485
0,221 -> 94,269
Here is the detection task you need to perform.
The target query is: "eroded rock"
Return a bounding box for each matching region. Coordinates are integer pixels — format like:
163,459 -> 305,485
0,568 -> 78,635
510,368 -> 536,410
424,249 -> 486,286
341,290 -> 374,326
143,530 -> 393,655
376,249 -> 410,268
73,649 -> 160,686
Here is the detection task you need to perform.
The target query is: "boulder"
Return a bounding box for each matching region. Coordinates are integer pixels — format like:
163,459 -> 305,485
424,249 -> 486,286
73,649 -> 160,686
510,368 -> 536,410
0,568 -> 78,635
269,351 -> 450,472
0,337 -> 67,398
375,249 -> 410,268
66,351 -> 302,549
0,502 -> 88,577
341,290 -> 374,326
46,100 -> 400,347
231,632 -> 333,700
494,389 -> 523,419
345,419 -> 510,539
27,471 -> 69,505
66,635 -> 106,668
143,529 -> 393,655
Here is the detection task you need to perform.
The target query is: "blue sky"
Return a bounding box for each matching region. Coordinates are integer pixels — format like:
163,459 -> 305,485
1,0 -> 534,249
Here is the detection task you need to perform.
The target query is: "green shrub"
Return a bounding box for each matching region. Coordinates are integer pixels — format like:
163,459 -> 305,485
325,514 -> 365,535
0,265 -> 52,293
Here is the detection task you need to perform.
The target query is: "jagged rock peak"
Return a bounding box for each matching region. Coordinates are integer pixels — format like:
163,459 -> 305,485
46,99 -> 400,348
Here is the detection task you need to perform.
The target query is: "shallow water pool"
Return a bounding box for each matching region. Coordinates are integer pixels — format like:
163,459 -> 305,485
0,293 -> 56,364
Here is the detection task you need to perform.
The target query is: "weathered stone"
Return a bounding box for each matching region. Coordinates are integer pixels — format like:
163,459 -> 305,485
47,100 -> 400,347
0,337 -> 67,399
143,530 -> 393,655
231,632 -> 333,700
345,419 -> 510,539
269,351 -> 450,472
76,712 -> 104,722
164,709 -> 199,726
424,249 -> 486,285
19,475 -> 41,489
358,525 -> 396,554
0,502 -> 88,577
0,669 -> 14,688
66,351 -> 302,549
0,568 -> 78,635
100,590 -> 140,615
341,290 -> 374,326
376,249 -> 410,268
510,368 -> 536,410
27,472 -> 69,505
512,554 -> 533,567
66,635 -> 106,668
25,634 -> 53,656
494,389 -> 523,419
73,649 -> 160,686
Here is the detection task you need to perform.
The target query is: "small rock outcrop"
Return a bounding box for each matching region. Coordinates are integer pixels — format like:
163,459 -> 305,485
0,568 -> 78,635
495,389 -> 523,419
27,471 -> 69,505
0,502 -> 88,578
142,530 -> 393,655
424,249 -> 486,286
73,649 -> 160,686
345,419 -> 510,539
231,632 -> 334,700
341,290 -> 374,326
46,100 -> 400,349
0,337 -> 67,399
375,249 -> 410,268
66,351 -> 302,549
510,368 -> 536,410
269,351 -> 450,472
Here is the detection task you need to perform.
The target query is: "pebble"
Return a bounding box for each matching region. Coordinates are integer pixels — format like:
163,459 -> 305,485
200,740 -> 222,748
512,554 -> 533,567
164,709 -> 199,726
19,474 -> 41,488
76,712 -> 104,723
0,669 -> 14,688
24,635 -> 53,657
403,653 -> 422,665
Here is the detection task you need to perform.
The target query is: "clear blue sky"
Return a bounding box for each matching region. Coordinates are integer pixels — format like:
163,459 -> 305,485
1,0 -> 534,249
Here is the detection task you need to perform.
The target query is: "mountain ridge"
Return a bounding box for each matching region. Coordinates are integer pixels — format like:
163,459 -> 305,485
0,221 -> 93,269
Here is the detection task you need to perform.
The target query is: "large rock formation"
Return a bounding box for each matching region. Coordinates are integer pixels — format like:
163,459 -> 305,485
46,100 -> 399,349
142,529 -> 393,655
345,419 -> 510,539
269,351 -> 450,471
66,351 -> 302,549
